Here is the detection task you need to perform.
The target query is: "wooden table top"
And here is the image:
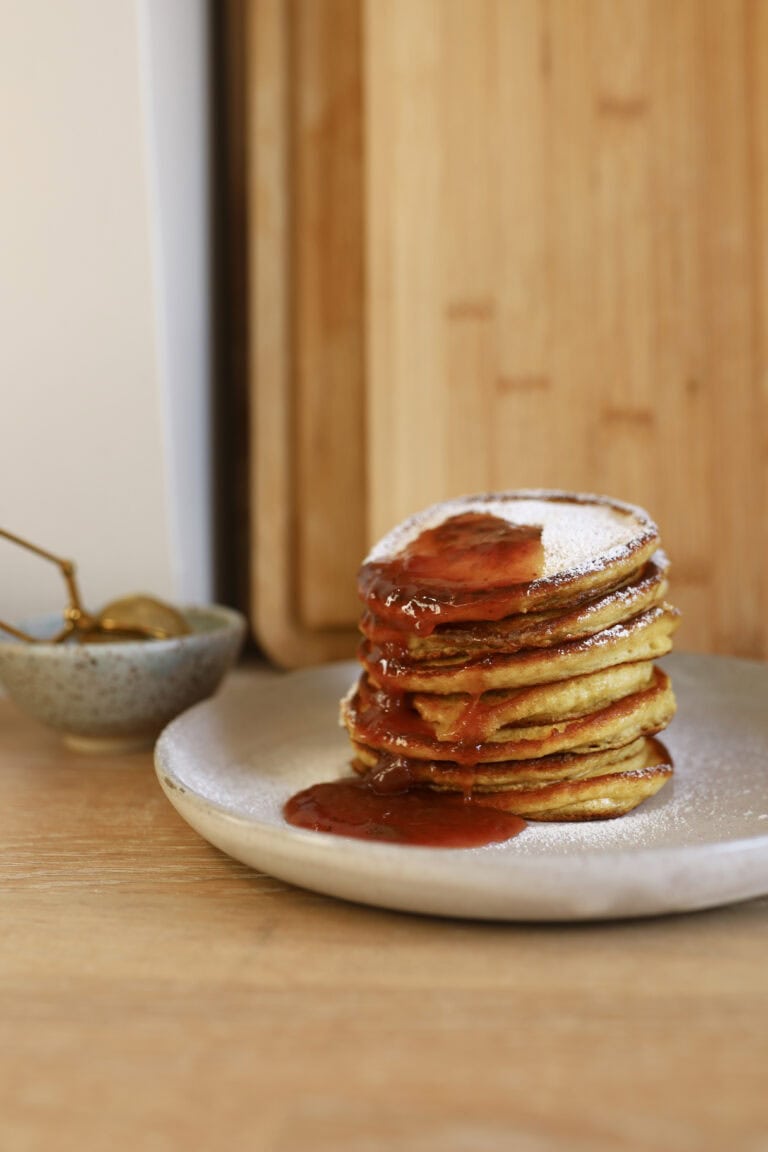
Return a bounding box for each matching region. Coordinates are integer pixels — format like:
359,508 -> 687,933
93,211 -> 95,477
3,665 -> 767,1151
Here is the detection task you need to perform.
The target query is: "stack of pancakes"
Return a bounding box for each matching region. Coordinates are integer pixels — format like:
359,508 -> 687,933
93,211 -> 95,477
342,491 -> 680,821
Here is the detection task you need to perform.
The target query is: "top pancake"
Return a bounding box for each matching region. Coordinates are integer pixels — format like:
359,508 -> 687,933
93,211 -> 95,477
359,490 -> 661,628
363,552 -> 669,660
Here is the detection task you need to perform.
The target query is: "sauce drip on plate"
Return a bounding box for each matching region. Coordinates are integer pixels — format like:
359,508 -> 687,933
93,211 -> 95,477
284,775 -> 526,848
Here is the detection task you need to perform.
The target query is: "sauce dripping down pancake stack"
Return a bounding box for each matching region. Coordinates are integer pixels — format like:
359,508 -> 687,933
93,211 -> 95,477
343,491 -> 680,822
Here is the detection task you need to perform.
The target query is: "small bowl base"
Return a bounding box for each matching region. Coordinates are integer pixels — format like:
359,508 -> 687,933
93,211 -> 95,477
63,731 -> 158,755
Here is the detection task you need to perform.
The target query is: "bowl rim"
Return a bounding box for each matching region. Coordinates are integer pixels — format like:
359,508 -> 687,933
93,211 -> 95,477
0,603 -> 247,655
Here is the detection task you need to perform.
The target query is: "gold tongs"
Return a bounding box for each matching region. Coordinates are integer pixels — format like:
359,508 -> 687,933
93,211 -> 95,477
0,527 -> 189,644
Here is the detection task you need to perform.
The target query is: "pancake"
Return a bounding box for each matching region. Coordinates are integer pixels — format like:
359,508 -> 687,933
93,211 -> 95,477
471,738 -> 673,820
362,602 -> 680,694
351,736 -> 673,821
351,735 -> 650,788
343,666 -> 676,763
360,490 -> 661,630
411,660 -> 657,740
361,552 -> 669,661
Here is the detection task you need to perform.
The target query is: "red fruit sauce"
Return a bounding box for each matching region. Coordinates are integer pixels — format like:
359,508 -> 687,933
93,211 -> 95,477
284,777 -> 525,848
358,512 -> 544,635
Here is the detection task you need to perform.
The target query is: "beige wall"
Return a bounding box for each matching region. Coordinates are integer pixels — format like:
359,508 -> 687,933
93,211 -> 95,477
0,0 -> 210,624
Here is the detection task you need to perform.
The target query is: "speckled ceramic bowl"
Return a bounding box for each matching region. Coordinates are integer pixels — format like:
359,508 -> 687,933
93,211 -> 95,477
0,605 -> 246,752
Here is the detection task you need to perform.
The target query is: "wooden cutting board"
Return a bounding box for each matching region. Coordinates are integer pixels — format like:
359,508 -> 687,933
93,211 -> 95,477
233,0 -> 768,668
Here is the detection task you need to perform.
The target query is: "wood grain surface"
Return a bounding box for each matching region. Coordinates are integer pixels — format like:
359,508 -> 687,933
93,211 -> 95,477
2,676 -> 768,1151
242,0 -> 768,666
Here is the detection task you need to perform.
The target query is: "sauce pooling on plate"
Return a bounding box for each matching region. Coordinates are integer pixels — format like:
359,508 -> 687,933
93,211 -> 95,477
284,776 -> 526,848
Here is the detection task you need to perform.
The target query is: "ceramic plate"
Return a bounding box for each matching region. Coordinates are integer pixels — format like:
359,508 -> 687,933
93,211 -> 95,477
155,653 -> 768,921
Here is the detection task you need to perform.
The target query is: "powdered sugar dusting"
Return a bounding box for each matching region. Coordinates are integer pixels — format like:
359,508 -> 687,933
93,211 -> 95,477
366,490 -> 658,582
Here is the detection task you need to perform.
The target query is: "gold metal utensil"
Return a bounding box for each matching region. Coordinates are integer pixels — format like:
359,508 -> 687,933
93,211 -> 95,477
0,527 -> 190,643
